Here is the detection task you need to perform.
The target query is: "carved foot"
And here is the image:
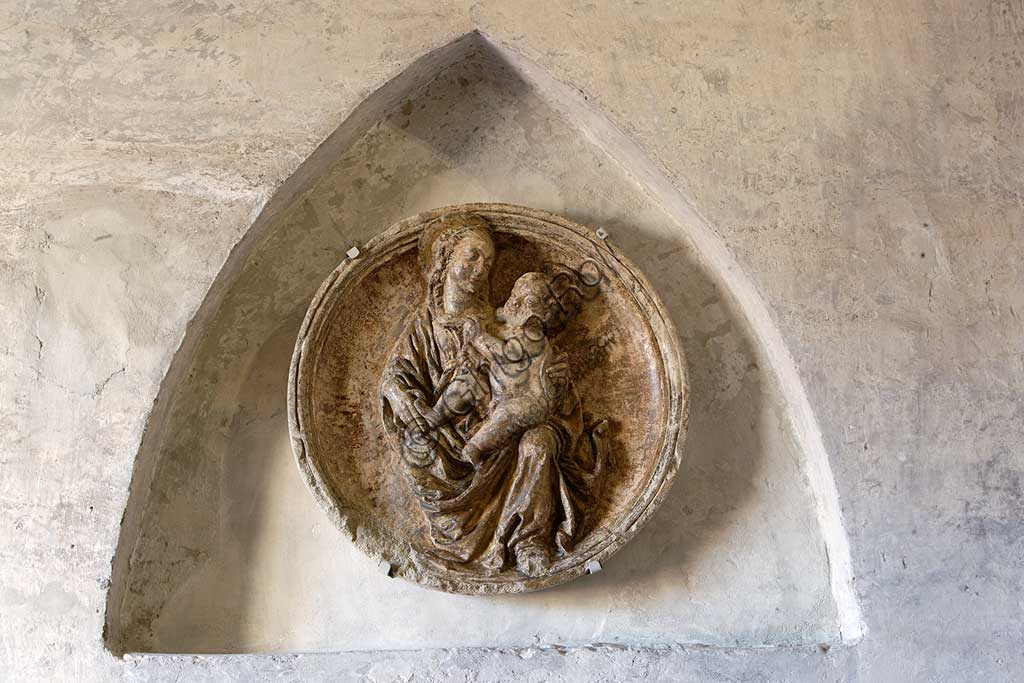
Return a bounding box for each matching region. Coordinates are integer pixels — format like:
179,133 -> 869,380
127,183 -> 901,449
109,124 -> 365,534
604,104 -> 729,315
514,545 -> 551,578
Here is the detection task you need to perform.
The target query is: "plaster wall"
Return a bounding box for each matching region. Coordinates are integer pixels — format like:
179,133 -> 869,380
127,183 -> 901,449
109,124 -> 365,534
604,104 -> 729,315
2,1 -> 1022,681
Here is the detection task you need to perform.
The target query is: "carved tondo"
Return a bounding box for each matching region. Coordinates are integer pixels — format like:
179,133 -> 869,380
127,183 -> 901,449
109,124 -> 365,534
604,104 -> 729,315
289,203 -> 686,594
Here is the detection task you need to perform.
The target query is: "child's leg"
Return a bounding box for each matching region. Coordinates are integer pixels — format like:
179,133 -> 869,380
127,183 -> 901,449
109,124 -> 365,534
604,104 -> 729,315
463,398 -> 546,465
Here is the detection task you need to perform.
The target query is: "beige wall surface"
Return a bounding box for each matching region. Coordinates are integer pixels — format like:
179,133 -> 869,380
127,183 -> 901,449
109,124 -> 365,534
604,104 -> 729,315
1,1 -> 1022,681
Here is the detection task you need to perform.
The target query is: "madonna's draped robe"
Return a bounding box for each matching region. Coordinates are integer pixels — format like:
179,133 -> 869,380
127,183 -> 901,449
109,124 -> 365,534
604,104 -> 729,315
381,306 -> 600,574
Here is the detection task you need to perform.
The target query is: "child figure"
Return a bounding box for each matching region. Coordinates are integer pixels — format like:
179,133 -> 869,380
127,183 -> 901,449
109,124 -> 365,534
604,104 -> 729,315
422,272 -> 566,467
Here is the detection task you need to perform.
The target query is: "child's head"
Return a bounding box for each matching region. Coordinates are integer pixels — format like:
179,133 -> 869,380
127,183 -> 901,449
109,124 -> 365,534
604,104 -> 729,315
501,272 -> 550,329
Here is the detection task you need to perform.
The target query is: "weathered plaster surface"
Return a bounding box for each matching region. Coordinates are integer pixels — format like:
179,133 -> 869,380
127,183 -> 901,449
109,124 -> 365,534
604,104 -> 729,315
2,1 -> 1022,681
107,47 -> 847,653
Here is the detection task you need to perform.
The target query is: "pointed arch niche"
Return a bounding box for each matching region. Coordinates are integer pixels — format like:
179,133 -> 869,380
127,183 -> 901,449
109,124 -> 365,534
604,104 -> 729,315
104,31 -> 864,655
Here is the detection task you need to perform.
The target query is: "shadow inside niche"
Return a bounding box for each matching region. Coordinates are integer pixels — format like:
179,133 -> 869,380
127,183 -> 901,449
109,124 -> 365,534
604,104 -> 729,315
153,223 -> 773,650
520,217 -> 770,601
113,37 -> 838,654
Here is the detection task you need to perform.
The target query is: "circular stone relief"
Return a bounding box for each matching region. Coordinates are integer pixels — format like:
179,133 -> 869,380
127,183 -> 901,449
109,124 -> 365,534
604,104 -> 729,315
288,203 -> 687,594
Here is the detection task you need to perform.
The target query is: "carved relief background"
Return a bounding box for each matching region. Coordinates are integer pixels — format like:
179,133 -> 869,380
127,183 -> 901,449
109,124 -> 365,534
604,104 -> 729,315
289,204 -> 686,593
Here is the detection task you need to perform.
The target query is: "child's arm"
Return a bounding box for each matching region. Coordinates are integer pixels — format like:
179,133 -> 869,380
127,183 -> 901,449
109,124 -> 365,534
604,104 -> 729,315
461,317 -> 506,360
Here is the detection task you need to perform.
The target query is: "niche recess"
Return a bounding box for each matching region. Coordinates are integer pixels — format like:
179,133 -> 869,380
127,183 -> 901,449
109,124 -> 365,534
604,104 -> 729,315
105,31 -> 863,654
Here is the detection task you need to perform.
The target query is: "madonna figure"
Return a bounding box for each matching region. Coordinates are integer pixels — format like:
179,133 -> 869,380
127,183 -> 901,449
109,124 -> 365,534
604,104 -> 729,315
380,212 -> 605,578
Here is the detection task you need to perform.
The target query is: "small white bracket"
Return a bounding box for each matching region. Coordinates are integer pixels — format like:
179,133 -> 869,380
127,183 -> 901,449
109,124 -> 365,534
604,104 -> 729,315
377,559 -> 394,577
595,227 -> 609,240
585,559 -> 603,574
346,246 -> 361,259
